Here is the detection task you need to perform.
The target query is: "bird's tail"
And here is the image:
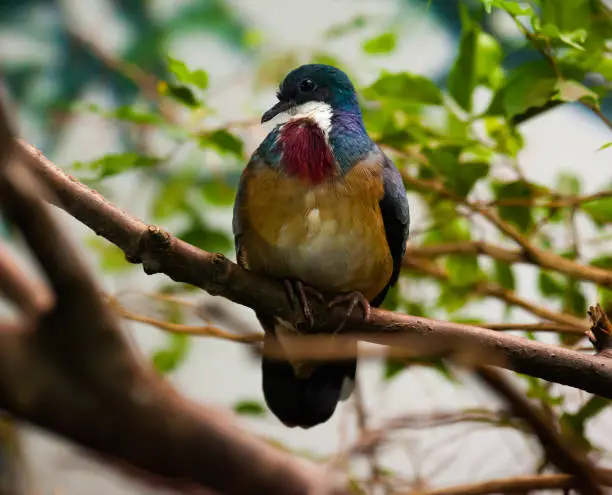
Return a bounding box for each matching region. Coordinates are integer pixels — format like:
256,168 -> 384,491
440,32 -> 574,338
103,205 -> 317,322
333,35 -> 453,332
261,330 -> 357,428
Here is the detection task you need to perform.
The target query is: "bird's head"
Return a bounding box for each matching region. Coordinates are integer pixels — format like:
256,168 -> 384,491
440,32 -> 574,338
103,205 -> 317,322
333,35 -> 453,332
261,64 -> 360,125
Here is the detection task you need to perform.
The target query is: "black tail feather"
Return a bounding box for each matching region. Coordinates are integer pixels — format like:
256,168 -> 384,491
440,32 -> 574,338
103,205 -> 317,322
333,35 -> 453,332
262,337 -> 356,428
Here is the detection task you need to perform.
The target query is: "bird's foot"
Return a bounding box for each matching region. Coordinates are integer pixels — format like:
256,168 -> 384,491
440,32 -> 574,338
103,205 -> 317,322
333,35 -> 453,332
328,291 -> 370,333
283,279 -> 324,328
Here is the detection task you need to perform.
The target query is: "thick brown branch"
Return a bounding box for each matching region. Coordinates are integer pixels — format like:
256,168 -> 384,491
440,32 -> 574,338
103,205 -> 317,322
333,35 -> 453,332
15,138 -> 612,402
0,243 -> 53,317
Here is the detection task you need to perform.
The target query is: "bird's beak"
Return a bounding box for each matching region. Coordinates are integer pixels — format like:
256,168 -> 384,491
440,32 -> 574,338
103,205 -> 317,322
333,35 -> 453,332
261,100 -> 293,123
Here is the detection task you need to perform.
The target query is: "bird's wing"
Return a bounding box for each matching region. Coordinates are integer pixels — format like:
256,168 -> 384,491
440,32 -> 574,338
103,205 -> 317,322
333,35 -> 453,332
232,165 -> 252,270
371,152 -> 410,307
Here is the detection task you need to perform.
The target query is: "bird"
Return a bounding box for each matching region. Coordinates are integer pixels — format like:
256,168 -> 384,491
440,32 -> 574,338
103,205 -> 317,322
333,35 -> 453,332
232,64 -> 410,428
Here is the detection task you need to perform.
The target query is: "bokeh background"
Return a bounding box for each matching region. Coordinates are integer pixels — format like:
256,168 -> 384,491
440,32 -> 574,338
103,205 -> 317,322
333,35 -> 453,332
1,0 -> 612,494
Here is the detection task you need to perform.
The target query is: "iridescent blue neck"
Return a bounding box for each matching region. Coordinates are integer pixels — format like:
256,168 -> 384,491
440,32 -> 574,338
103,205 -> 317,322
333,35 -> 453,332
329,103 -> 375,173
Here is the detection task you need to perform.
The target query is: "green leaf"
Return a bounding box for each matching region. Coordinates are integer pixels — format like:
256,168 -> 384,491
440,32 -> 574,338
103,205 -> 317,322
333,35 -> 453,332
493,180 -> 534,232
597,142 -> 612,151
438,284 -> 471,313
538,271 -> 565,297
502,62 -> 558,119
540,0 -> 591,35
325,15 -> 367,38
74,153 -> 159,179
368,71 -> 443,106
200,129 -> 244,157
167,56 -> 209,89
424,148 -> 489,197
112,105 -> 164,125
200,177 -> 237,206
448,26 -> 477,112
590,256 -> 612,270
523,375 -> 564,406
152,334 -> 191,374
165,84 -> 200,107
561,396 -> 610,446
564,279 -> 586,317
384,358 -> 406,380
234,400 -> 267,416
86,237 -> 133,273
362,32 -> 396,55
446,255 -> 482,287
484,117 -> 524,156
583,197 -> 612,226
484,0 -> 533,16
177,223 -> 232,253
494,260 -> 515,291
153,173 -> 194,219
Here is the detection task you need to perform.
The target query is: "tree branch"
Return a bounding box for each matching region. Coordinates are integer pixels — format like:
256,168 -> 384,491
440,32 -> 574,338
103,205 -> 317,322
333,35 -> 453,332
411,472 -> 611,495
404,257 -> 587,329
13,139 -> 612,400
401,174 -> 612,288
475,367 -> 603,494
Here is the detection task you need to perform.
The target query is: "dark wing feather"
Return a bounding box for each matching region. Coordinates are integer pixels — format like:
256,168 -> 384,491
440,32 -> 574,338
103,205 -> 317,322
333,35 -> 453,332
371,152 -> 410,307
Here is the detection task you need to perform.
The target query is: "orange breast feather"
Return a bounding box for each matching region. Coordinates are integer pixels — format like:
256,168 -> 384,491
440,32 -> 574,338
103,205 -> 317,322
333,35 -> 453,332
238,161 -> 393,301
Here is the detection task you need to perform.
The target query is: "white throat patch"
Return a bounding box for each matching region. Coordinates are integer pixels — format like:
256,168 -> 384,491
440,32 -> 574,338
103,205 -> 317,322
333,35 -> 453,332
273,101 -> 333,137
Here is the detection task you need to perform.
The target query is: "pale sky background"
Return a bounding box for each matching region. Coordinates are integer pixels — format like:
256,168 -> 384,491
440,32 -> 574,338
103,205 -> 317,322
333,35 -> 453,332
2,0 -> 612,494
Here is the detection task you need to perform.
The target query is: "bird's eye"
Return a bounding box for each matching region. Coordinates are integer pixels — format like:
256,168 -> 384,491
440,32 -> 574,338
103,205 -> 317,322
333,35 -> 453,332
299,79 -> 316,93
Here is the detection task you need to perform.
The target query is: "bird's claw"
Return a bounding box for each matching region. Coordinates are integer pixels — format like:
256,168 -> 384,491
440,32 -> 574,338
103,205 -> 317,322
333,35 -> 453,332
283,279 -> 324,328
328,291 -> 370,333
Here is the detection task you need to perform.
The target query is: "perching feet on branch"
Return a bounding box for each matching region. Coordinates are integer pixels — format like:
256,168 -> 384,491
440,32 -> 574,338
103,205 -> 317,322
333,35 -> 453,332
328,291 -> 371,333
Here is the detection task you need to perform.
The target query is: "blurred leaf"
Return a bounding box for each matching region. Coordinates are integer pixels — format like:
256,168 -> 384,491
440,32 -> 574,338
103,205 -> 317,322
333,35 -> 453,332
439,284 -> 472,313
447,6 -> 499,112
234,400 -> 267,416
164,83 -> 201,107
493,180 -> 534,232
200,129 -> 244,157
363,32 -> 396,55
446,255 -> 482,287
564,279 -> 586,317
523,375 -> 564,405
502,62 -> 558,119
561,396 -> 610,447
424,148 -> 489,197
177,223 -> 232,253
200,176 -> 237,206
494,260 -> 515,291
557,172 -> 581,195
597,142 -> 612,151
540,0 -> 591,35
368,71 -> 443,106
582,197 -> 612,226
384,358 -> 406,380
538,271 -> 565,297
74,153 -> 159,179
482,0 -> 533,16
325,15 -> 367,38
591,256 -> 612,269
152,334 -> 191,374
87,237 -> 133,273
484,117 -> 524,156
153,172 -> 194,219
167,56 -> 209,90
